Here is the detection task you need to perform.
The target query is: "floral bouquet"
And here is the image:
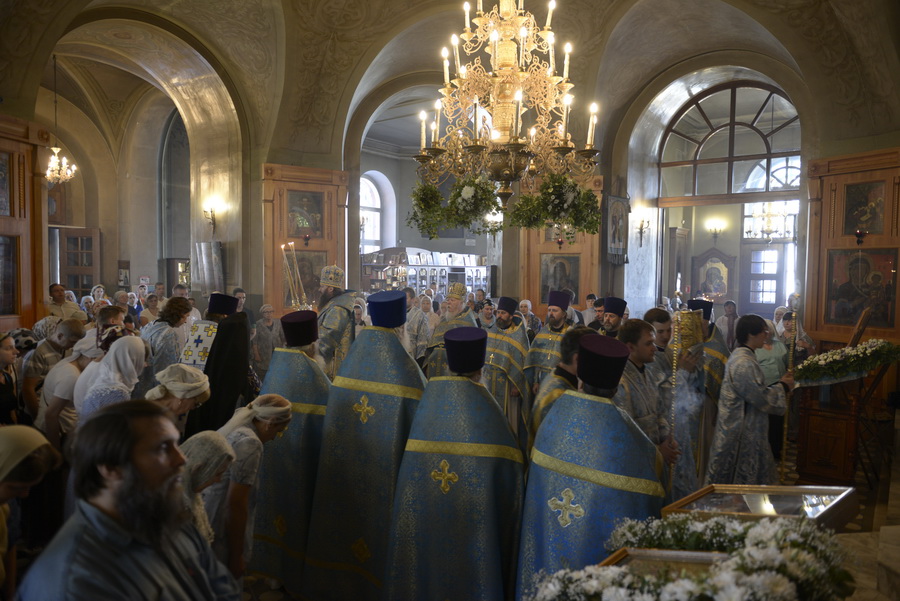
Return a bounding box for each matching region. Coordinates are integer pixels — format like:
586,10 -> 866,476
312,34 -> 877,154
794,338 -> 900,382
446,175 -> 503,236
531,515 -> 854,601
407,181 -> 446,239
507,173 -> 602,243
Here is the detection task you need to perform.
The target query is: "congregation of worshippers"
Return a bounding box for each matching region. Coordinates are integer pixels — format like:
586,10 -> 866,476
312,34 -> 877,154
0,267 -> 815,600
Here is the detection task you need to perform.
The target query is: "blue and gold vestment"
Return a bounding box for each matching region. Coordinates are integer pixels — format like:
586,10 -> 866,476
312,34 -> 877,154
250,347 -> 330,593
423,308 -> 477,378
386,376 -> 524,601
317,292 -> 357,379
516,390 -> 665,599
301,326 -> 426,601
524,323 -> 572,390
484,317 -> 531,447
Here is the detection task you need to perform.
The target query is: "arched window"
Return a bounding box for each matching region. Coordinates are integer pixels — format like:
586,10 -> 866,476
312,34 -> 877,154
659,83 -> 800,198
360,177 -> 382,254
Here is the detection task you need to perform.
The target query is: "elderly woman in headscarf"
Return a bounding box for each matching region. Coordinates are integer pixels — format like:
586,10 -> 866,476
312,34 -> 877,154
79,296 -> 95,323
31,316 -> 63,342
79,336 -> 148,424
203,394 -> 292,578
144,363 -> 211,418
352,297 -> 371,337
419,294 -> 440,337
0,427 -> 61,593
180,431 -> 235,543
251,304 -> 285,384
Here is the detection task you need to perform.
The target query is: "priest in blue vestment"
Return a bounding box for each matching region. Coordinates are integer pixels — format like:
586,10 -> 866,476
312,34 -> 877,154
517,335 -> 666,599
424,282 -> 478,378
483,296 -> 531,451
525,290 -> 574,394
302,291 -> 426,601
688,298 -> 731,481
386,327 -> 524,601
250,310 -> 330,594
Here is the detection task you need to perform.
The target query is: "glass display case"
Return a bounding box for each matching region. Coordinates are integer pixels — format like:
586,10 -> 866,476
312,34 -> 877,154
361,246 -> 489,296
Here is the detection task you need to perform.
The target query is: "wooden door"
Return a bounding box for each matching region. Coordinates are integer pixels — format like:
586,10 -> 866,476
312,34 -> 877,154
0,143 -> 35,330
57,227 -> 101,302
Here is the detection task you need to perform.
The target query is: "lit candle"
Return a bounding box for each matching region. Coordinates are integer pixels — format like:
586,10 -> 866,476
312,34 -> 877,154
420,110 -> 428,148
451,35 -> 462,75
546,0 -> 556,28
441,48 -> 450,84
586,102 -> 598,147
435,98 -> 442,144
464,1 -> 470,29
562,94 -> 572,143
548,31 -> 555,74
280,244 -> 297,305
490,29 -> 499,64
563,42 -> 572,79
530,127 -> 536,145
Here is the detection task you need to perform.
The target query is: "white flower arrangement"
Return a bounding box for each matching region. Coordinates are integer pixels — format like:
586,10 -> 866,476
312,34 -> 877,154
794,338 -> 900,382
531,515 -> 854,601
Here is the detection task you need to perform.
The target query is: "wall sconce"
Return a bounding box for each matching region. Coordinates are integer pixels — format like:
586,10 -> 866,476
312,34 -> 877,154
706,218 -> 725,246
855,229 -> 866,246
203,208 -> 216,235
303,233 -> 311,247
636,219 -> 650,247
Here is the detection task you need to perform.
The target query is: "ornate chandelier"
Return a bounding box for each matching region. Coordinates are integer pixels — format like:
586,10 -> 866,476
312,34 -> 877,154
414,0 -> 599,208
45,55 -> 77,185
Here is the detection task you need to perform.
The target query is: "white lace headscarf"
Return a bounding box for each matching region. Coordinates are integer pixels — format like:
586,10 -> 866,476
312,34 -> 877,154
145,363 -> 210,402
218,393 -> 292,438
85,336 -> 147,397
180,430 -> 235,542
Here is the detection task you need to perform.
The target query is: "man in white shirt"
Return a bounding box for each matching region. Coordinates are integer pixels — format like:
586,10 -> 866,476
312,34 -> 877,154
46,283 -> 82,319
169,284 -> 202,349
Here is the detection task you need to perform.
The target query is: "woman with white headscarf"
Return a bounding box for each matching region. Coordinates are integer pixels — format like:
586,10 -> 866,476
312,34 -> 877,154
145,363 -> 211,418
203,394 -> 292,578
352,297 -> 371,337
251,304 -> 285,384
79,336 -> 148,425
180,431 -> 235,543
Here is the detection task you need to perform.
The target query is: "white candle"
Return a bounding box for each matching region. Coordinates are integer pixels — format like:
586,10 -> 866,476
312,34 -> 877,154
477,0 -> 483,12
546,0 -> 556,28
420,110 -> 428,148
443,58 -> 450,85
434,99 -> 442,144
431,121 -> 437,146
513,89 -> 523,138
562,94 -> 572,143
519,0 -> 524,9
451,35 -> 462,75
548,32 -> 555,73
586,102 -> 598,147
529,127 -> 536,145
464,2 -> 470,29
519,26 -> 527,67
563,42 -> 572,79
474,97 -> 480,140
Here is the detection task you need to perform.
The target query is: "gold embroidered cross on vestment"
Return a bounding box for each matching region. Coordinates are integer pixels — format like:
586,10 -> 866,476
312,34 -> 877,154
431,459 -> 459,494
548,487 -> 585,527
353,395 -> 375,424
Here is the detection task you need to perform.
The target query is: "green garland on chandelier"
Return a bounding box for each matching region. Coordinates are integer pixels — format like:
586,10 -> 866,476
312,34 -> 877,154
407,174 -> 601,243
506,174 -> 603,244
407,176 -> 503,239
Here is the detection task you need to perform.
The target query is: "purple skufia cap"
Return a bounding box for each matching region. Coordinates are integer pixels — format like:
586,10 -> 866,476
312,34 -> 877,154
547,290 -> 570,311
207,293 -> 239,316
281,310 -> 318,347
497,296 -> 518,315
577,334 -> 630,390
687,299 -> 713,320
603,296 -> 627,318
444,327 -> 488,374
367,290 -> 407,328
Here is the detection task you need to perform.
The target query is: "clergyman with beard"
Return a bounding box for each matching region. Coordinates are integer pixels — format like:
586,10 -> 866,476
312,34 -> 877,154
316,265 -> 357,380
18,400 -> 240,601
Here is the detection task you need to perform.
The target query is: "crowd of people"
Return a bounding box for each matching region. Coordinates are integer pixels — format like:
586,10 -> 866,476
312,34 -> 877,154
0,268 -> 817,600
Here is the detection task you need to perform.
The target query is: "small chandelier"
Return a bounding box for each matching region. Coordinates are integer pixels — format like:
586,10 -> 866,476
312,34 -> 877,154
414,0 -> 599,207
744,203 -> 795,244
45,55 -> 77,185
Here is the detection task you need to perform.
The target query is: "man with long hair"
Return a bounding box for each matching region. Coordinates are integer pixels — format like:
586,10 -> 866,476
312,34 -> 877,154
19,400 -> 239,600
